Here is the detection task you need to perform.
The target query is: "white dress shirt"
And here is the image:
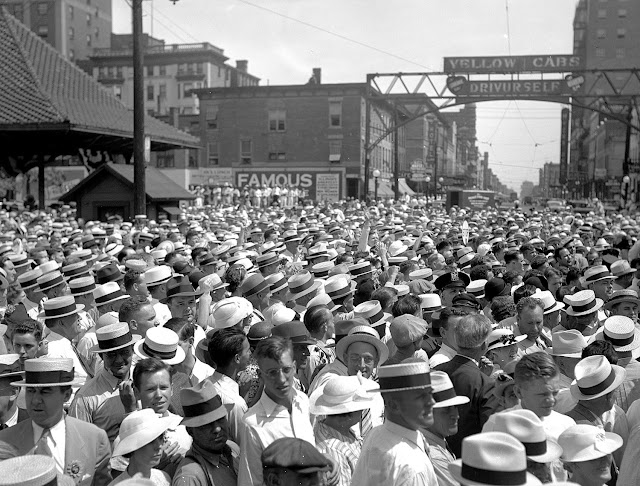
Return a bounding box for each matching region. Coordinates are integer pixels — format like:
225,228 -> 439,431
209,371 -> 248,445
33,416 -> 66,474
429,343 -> 456,368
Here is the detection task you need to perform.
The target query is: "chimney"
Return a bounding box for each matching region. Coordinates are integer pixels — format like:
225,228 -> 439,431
312,67 -> 321,84
236,60 -> 248,72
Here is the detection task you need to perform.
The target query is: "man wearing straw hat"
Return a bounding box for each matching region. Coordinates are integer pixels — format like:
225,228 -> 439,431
68,322 -> 141,444
0,354 -> 28,428
0,358 -> 111,485
351,360 -> 437,486
173,380 -> 237,486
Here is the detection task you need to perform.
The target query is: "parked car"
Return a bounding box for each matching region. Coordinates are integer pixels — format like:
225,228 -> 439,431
546,199 -> 566,212
568,200 -> 596,214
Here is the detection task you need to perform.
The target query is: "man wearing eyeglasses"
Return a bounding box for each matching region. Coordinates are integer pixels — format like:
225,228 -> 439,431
238,335 -> 316,486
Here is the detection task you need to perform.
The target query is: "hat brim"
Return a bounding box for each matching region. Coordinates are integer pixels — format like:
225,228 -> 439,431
146,276 -> 172,287
89,335 -> 141,354
134,339 -> 186,365
181,402 -> 233,428
161,288 -> 204,304
38,303 -> 85,319
604,297 -> 640,311
614,269 -> 636,278
12,376 -> 84,387
290,280 -> 322,302
580,275 -> 616,287
335,333 -> 389,365
113,414 -> 182,457
543,302 -> 565,314
433,395 -> 470,408
570,365 -> 626,400
528,439 -> 563,464
487,334 -> 527,351
565,298 -> 604,316
95,294 -> 130,307
595,327 -> 640,352
546,347 -> 583,358
561,431 -> 623,462
449,461 -> 542,486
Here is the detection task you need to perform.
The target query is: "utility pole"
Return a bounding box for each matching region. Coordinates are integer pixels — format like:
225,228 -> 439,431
133,0 -> 146,216
393,104 -> 400,200
433,124 -> 439,201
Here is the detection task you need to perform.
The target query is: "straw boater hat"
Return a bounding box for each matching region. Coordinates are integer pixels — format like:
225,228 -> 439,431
449,432 -> 542,486
483,409 -> 563,463
8,253 -> 31,269
12,358 -> 82,387
307,293 -> 339,313
144,265 -> 173,287
336,325 -> 389,364
134,327 -> 186,365
112,408 -> 182,457
266,272 -> 288,294
180,380 -> 233,427
377,360 -> 431,393
604,289 -> 640,311
595,315 -> 640,355
287,272 -> 322,301
430,371 -> 469,408
563,290 -> 603,317
547,330 -> 588,358
93,282 -> 128,308
558,424 -> 622,463
61,261 -> 92,280
324,275 -> 354,300
0,456 -> 74,486
37,270 -> 65,292
239,273 -> 270,298
198,273 -> 228,293
570,355 -> 626,401
211,297 -> 253,330
348,262 -> 374,279
534,290 -> 565,314
467,279 -> 487,299
89,322 -> 141,354
487,329 -> 527,352
353,300 -> 391,328
38,295 -> 84,320
69,276 -> 96,296
610,260 -> 635,279
36,261 -> 59,276
309,374 -> 379,416
17,268 -> 42,291
580,265 -> 615,288
409,268 -> 433,282
311,261 -> 335,279
256,252 -> 279,269
420,294 -> 444,313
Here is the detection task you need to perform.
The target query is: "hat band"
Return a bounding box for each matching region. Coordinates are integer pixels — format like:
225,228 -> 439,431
585,271 -> 612,282
433,387 -> 457,403
99,331 -> 133,350
351,266 -> 372,277
366,309 -> 384,324
571,299 -> 598,313
607,294 -> 635,305
578,367 -> 616,396
488,334 -> 518,348
461,463 -> 527,486
290,277 -> 314,295
380,372 -> 431,391
270,279 -> 288,292
40,275 -> 64,289
64,267 -> 88,277
468,290 -> 484,297
604,332 -> 635,347
423,305 -> 441,312
95,291 -> 124,304
167,286 -> 195,299
244,280 -> 269,297
25,370 -> 74,385
72,284 -> 95,294
327,287 -> 350,299
142,342 -> 177,360
543,301 -> 558,313
522,439 -> 547,456
44,303 -> 77,318
313,270 -> 330,278
258,258 -> 278,268
183,396 -> 223,419
20,278 -> 39,288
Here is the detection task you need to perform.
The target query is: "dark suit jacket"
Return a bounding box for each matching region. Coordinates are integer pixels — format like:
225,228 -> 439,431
435,354 -> 499,457
0,415 -> 111,486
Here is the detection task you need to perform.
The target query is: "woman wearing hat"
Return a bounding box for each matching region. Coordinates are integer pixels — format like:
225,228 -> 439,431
558,424 -> 622,486
109,409 -> 182,486
310,375 -> 377,486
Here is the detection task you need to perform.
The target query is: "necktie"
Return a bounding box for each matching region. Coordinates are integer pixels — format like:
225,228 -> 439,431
360,407 -> 373,437
71,342 -> 94,379
34,428 -> 53,457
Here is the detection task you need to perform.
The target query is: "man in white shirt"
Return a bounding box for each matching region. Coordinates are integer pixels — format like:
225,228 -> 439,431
429,307 -> 464,368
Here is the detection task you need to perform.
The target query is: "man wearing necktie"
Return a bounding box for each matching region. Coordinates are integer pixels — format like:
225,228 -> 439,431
0,357 -> 111,486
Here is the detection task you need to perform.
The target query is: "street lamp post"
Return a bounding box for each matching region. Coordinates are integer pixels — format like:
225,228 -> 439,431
623,175 -> 630,210
438,177 -> 444,200
373,169 -> 381,201
425,176 -> 431,202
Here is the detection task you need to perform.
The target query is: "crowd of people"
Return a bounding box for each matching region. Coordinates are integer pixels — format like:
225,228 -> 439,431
1,196 -> 640,486
191,184 -> 308,209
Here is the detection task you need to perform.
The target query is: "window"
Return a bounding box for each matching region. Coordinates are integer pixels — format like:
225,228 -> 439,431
616,48 -> 625,58
157,152 -> 175,168
206,106 -> 218,129
147,65 -> 154,77
159,84 -> 167,99
240,139 -> 252,164
268,109 -> 286,131
618,8 -> 627,17
69,27 -> 74,40
86,34 -> 91,46
68,5 -> 73,19
11,4 -> 23,19
188,152 -> 198,168
197,63 -> 204,74
595,48 -> 606,57
189,121 -> 200,132
147,85 -> 155,101
184,83 -> 193,97
208,143 -> 219,166
177,84 -> 181,99
329,100 -> 342,127
159,65 -> 166,76
114,86 -> 122,100
116,66 -> 123,78
329,140 -> 342,162
268,152 -> 286,161
37,3 -> 48,15
617,28 -> 626,38
597,29 -> 606,39
37,25 -> 48,37
597,9 -> 607,18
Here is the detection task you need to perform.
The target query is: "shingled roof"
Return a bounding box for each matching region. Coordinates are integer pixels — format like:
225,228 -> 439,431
60,163 -> 196,202
0,8 -> 199,155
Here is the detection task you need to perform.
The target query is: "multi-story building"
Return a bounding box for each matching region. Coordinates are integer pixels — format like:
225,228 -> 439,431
570,0 -> 640,199
520,181 -> 534,201
83,33 -> 260,116
539,162 -> 562,198
0,0 -> 112,61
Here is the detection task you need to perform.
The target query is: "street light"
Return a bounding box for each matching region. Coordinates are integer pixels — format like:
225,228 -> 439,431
425,176 -> 431,202
373,169 -> 381,201
623,175 -> 631,209
438,177 -> 444,199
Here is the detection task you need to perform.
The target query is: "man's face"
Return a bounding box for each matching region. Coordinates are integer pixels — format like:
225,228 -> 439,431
258,350 -> 295,404
26,386 -> 70,428
237,337 -> 252,371
558,249 -> 571,265
135,369 -> 172,414
131,280 -> 150,300
543,310 -> 561,330
2,262 -> 16,283
131,304 -> 158,337
429,405 -> 459,438
12,333 -> 40,367
517,306 -> 544,341
441,287 -> 464,307
567,455 -> 613,486
506,253 -> 525,276
168,296 -> 197,322
390,387 -> 435,429
548,275 -> 562,296
514,376 -> 560,418
344,341 -> 378,379
101,346 -> 133,380
590,279 -> 613,301
293,343 -> 310,371
189,417 -> 229,453
611,301 -> 639,320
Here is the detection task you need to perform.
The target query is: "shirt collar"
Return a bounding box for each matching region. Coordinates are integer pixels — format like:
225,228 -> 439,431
4,407 -> 18,427
385,420 -> 425,452
100,367 -> 129,389
260,388 -> 301,417
422,428 -> 446,449
33,415 -> 65,445
212,371 -> 240,395
456,354 -> 479,367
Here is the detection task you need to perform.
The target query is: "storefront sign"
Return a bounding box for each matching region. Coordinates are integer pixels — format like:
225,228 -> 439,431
447,78 -> 573,97
190,168 -> 233,186
443,55 -> 584,74
235,169 -> 343,201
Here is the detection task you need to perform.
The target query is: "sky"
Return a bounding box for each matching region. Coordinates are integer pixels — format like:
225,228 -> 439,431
112,0 -> 579,193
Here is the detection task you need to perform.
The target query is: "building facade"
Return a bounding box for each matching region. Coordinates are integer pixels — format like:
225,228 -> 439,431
0,0 -> 112,61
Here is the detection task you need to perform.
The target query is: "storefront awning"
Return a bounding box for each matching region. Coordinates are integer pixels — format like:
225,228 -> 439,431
370,179 -> 394,197
398,178 -> 416,196
161,206 -> 185,216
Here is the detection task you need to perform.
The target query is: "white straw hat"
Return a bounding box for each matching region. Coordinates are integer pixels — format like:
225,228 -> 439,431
12,358 -> 81,387
309,374 -> 379,416
134,327 -> 185,365
430,370 -> 469,408
112,409 -> 181,457
570,355 -> 625,401
558,424 -> 622,462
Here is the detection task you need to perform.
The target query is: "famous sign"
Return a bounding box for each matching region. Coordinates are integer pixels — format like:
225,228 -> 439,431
446,75 -> 584,99
443,55 -> 584,74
